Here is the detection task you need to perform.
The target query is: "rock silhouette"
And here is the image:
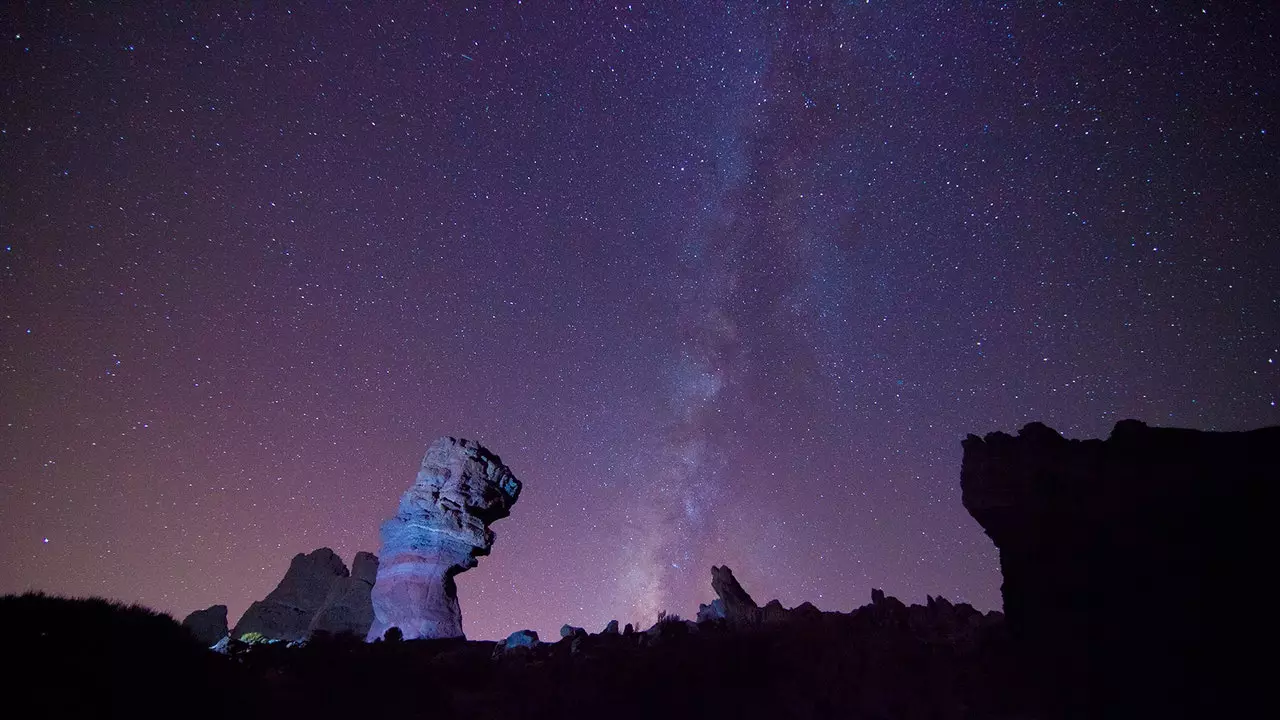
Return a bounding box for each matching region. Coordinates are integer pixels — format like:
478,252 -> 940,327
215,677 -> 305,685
962,419 -> 1278,717
367,437 -> 522,640
181,604 -> 228,646
710,565 -> 758,623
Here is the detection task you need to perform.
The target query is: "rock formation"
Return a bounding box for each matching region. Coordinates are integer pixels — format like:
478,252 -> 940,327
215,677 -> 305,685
961,420 -> 1278,717
180,604 -> 227,646
308,551 -> 379,636
697,565 -> 758,624
231,548 -> 377,642
710,565 -> 757,619
367,437 -> 522,641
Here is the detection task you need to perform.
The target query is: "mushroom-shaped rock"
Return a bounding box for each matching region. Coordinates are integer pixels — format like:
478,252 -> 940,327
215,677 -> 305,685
367,437 -> 522,641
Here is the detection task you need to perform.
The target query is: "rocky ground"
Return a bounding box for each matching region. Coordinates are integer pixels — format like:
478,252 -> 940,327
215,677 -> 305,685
4,582 -> 1022,720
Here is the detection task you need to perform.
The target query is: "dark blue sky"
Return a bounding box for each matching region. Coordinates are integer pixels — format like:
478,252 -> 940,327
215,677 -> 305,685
2,2 -> 1275,640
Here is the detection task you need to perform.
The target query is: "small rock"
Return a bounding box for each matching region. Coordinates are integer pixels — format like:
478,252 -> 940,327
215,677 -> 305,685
560,624 -> 586,639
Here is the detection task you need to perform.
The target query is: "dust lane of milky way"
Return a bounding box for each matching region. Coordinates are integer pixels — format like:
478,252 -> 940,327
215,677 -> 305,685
0,3 -> 1275,640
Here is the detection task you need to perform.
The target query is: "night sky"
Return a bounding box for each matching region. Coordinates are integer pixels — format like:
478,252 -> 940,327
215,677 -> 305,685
2,3 -> 1276,641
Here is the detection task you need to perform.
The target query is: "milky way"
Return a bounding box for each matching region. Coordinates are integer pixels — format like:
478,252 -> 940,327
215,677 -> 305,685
2,3 -> 1275,640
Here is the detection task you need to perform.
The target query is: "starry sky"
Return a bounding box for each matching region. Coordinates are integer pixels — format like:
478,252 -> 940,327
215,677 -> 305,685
1,2 -> 1276,641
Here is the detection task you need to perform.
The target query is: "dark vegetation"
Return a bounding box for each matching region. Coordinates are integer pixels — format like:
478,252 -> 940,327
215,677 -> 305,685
0,592 -> 237,719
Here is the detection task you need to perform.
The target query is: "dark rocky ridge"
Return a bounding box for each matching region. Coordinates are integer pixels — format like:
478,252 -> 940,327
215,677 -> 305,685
962,419 -> 1277,717
235,567 -> 1017,719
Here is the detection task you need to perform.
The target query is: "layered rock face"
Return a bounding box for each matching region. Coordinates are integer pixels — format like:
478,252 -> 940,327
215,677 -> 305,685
367,437 -> 522,641
231,548 -> 377,642
962,420 -> 1277,717
180,604 -> 227,646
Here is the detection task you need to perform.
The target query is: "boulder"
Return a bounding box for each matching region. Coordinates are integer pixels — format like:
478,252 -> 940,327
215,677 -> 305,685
493,629 -> 539,657
180,604 -> 227,646
560,624 -> 586,639
507,629 -> 539,648
601,619 -> 619,635
961,420 -> 1279,717
367,437 -> 522,641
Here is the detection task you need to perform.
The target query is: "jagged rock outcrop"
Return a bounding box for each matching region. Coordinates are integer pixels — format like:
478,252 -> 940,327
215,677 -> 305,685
961,420 -> 1278,717
694,565 -> 1001,647
233,548 -> 348,641
697,565 -> 760,624
695,598 -> 724,623
698,565 -> 830,625
367,437 -> 522,641
231,548 -> 377,642
309,551 -> 379,636
711,565 -> 757,619
180,604 -> 228,646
